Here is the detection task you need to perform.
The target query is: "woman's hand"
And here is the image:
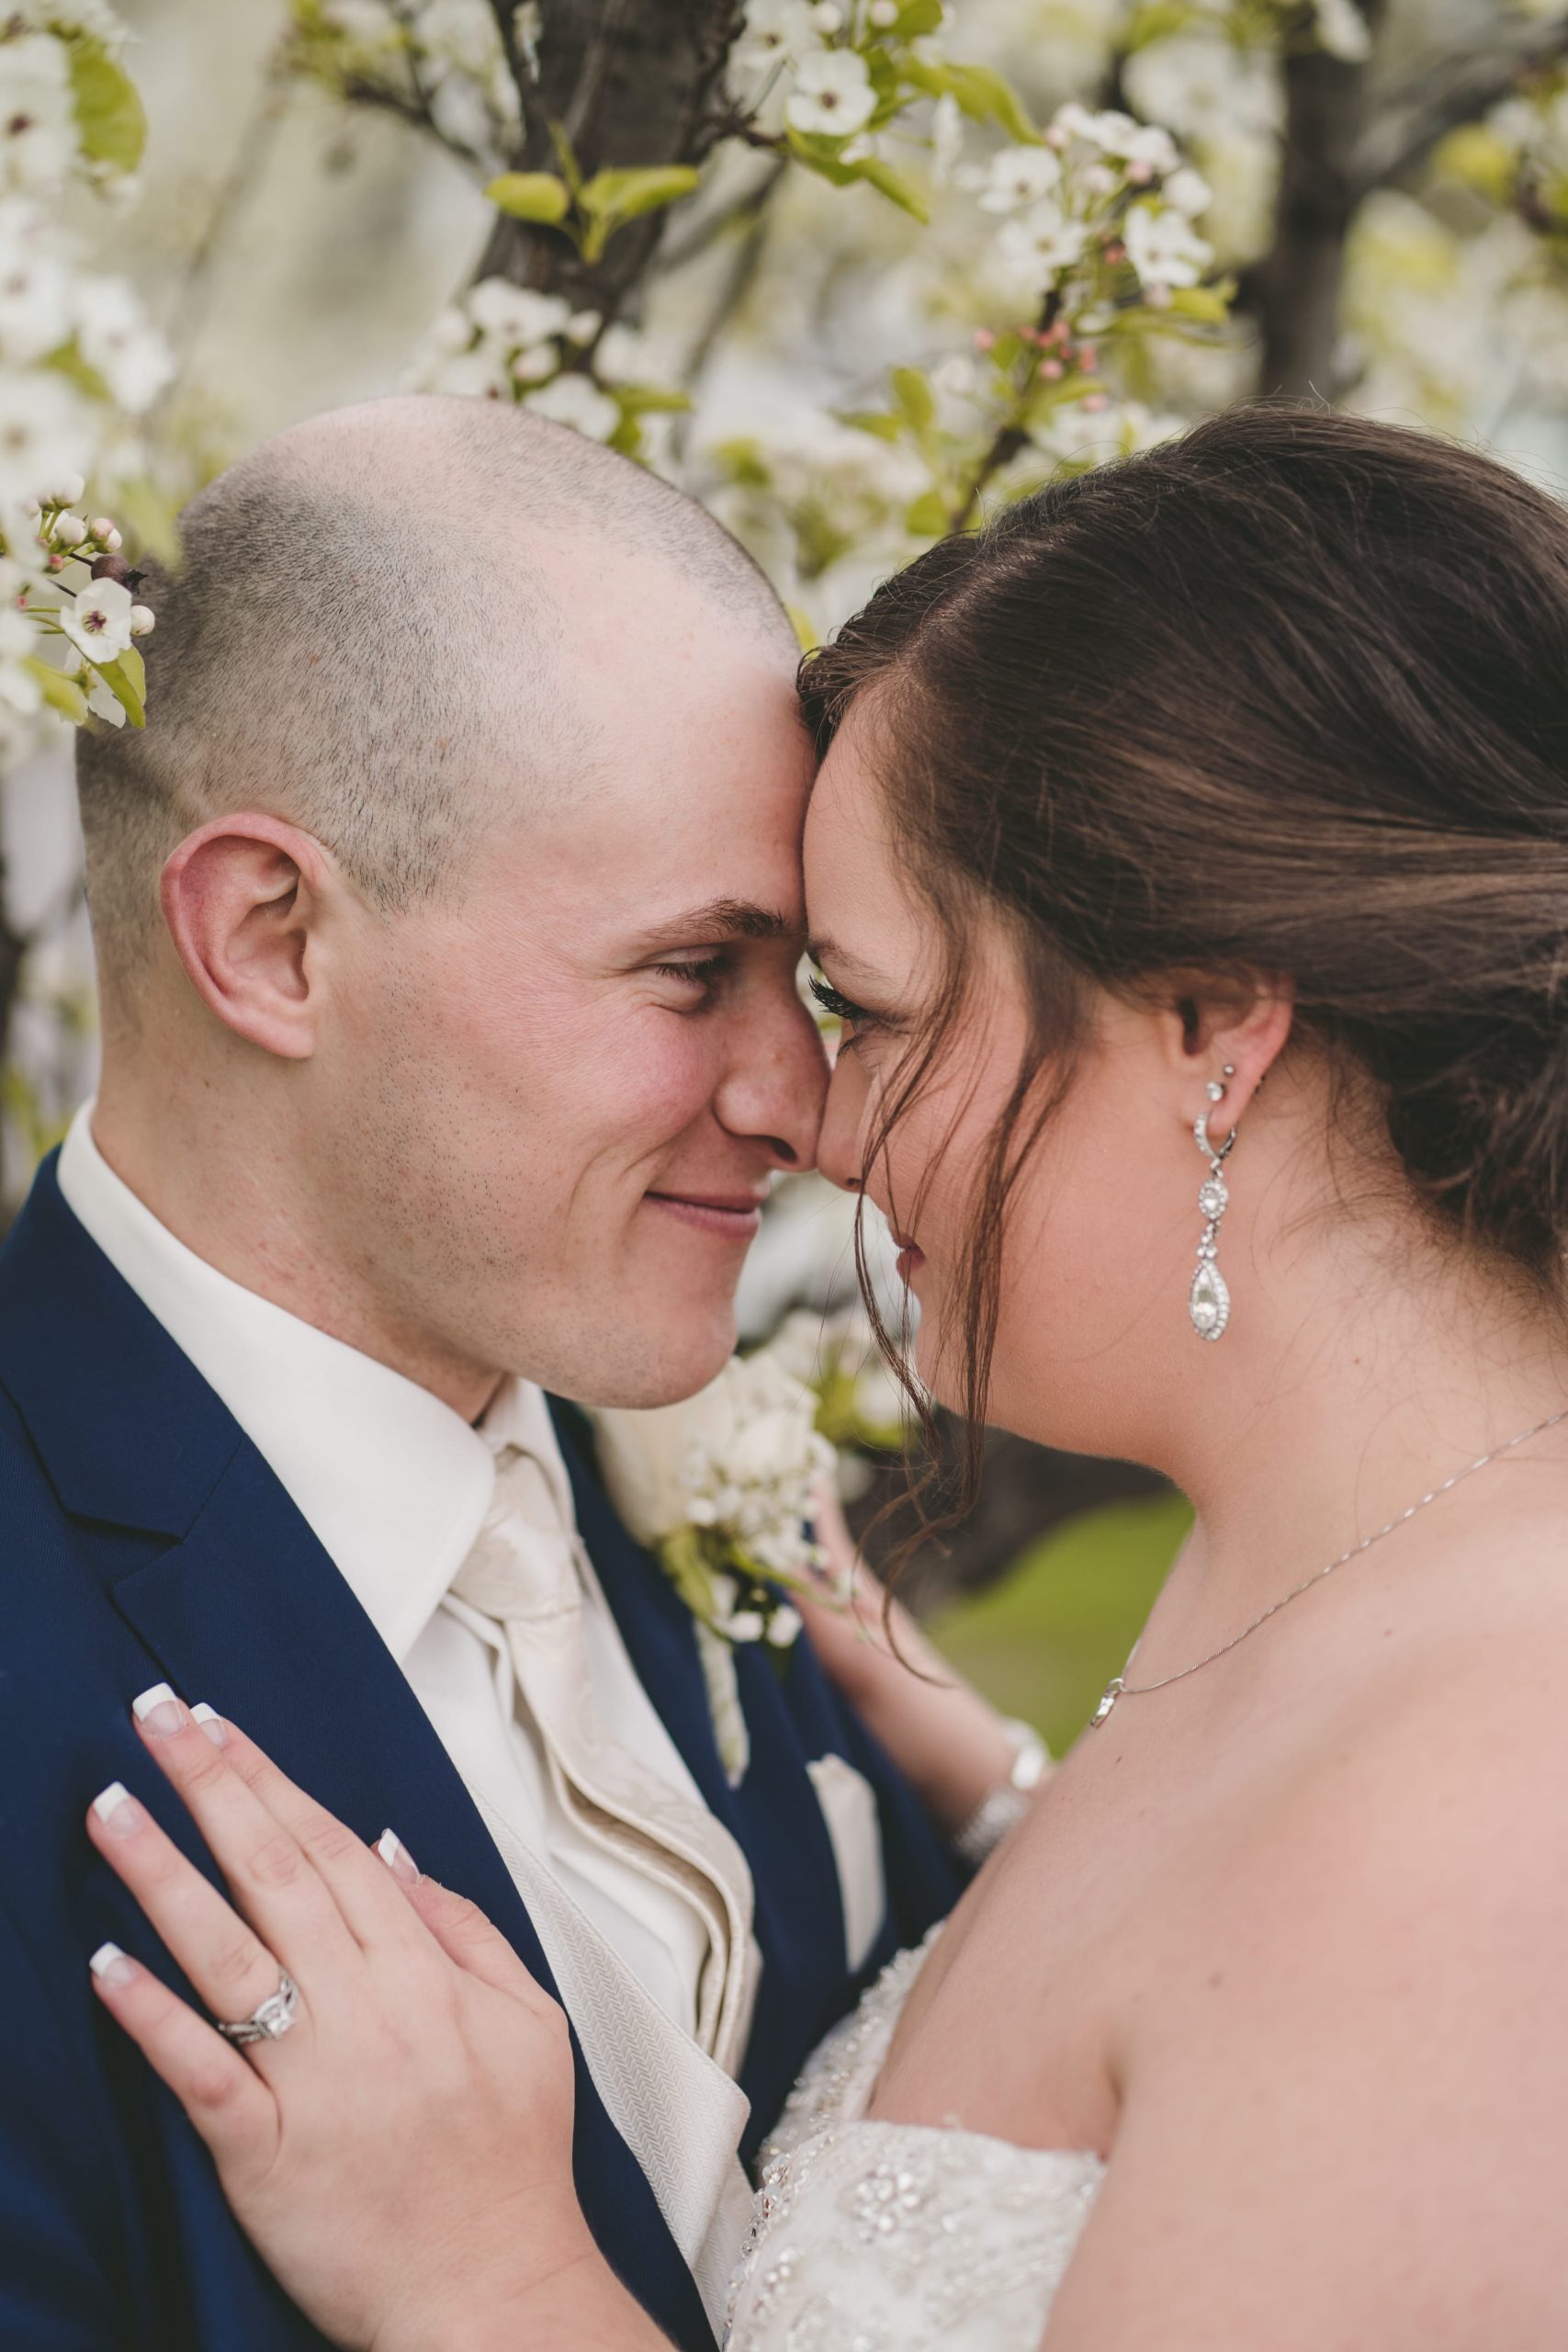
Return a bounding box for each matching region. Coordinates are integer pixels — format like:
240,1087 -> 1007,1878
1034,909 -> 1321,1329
800,1481 -> 1044,1839
86,1690 -> 665,2352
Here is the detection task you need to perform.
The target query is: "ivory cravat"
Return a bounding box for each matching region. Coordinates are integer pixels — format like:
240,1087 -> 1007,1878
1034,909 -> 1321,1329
451,1440 -> 761,2075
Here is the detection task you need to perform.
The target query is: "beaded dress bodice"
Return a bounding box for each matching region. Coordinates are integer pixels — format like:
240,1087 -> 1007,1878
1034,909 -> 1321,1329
725,1930 -> 1105,2351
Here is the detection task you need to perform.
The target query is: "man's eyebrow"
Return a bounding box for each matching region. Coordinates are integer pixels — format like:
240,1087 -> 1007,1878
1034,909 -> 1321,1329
633,898 -> 797,950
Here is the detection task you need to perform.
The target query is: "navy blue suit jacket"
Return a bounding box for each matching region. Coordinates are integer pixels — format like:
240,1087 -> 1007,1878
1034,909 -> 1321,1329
0,1156 -> 961,2350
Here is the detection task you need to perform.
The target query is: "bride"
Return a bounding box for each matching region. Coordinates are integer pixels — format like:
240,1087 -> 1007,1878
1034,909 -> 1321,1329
85,402 -> 1568,2349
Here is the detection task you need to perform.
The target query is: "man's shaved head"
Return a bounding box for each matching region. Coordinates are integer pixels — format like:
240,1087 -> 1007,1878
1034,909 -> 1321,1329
75,394 -> 792,985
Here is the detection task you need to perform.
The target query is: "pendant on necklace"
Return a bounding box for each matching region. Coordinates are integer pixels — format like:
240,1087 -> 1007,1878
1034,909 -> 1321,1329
1089,1676 -> 1124,1728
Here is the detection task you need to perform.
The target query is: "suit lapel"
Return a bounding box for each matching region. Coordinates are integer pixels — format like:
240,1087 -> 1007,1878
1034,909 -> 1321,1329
0,1163 -> 716,2352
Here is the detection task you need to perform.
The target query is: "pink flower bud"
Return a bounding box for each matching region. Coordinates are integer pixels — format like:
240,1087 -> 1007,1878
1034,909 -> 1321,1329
1041,358 -> 1064,379
1128,161 -> 1153,184
973,328 -> 997,351
1083,392 -> 1108,413
89,516 -> 115,540
1079,343 -> 1098,368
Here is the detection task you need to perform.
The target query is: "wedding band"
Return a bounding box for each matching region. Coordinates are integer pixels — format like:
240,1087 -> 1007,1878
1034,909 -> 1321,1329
214,1967 -> 299,2045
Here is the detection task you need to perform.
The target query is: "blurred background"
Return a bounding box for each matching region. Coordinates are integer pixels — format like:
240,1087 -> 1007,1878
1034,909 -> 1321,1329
8,0 -> 1568,1744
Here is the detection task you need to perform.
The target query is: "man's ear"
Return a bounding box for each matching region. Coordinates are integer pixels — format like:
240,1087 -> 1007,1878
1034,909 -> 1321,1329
161,814 -> 334,1061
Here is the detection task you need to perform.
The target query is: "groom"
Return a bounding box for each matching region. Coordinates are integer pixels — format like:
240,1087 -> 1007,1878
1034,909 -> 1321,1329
0,399 -> 963,2352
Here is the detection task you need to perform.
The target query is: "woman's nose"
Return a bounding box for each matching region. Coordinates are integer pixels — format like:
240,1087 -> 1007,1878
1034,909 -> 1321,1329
816,1057 -> 869,1195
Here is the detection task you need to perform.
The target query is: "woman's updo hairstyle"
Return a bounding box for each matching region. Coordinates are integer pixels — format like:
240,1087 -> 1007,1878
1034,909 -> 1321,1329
800,403 -> 1568,1446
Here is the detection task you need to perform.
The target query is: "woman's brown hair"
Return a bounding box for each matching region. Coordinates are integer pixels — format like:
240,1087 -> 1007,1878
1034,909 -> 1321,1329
799,402 -> 1568,1505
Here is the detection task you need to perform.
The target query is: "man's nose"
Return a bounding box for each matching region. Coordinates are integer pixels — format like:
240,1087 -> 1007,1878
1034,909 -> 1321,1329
713,988 -> 829,1170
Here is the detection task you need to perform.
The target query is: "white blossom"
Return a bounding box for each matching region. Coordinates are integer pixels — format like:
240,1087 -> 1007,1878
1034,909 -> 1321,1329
0,232 -> 70,364
1123,198 -> 1213,291
73,273 -> 173,411
1163,164 -> 1213,220
931,91 -> 964,185
996,198 -> 1091,287
423,345 -> 508,398
0,34 -> 78,194
785,48 -> 877,138
85,673 -> 124,723
59,570 -> 132,658
467,276 -> 571,345
0,365 -> 91,504
733,0 -> 818,74
1122,35 -> 1281,146
1314,0 -> 1371,62
976,143 -> 1063,212
524,369 -> 620,439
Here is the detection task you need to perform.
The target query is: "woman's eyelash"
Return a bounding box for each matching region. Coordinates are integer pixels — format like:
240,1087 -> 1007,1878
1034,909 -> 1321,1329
808,971 -> 874,1027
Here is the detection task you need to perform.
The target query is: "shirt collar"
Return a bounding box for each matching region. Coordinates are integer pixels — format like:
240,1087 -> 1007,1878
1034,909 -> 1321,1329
56,1103 -> 575,1664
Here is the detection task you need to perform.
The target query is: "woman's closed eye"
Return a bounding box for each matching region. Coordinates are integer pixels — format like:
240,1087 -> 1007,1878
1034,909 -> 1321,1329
808,970 -> 879,1035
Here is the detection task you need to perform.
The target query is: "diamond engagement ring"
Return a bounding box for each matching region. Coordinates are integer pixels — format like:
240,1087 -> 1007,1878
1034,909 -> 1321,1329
215,1967 -> 299,2045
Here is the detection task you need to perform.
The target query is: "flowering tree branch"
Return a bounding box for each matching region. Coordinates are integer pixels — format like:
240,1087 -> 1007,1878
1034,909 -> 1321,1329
474,0 -> 743,318
1353,16 -> 1568,198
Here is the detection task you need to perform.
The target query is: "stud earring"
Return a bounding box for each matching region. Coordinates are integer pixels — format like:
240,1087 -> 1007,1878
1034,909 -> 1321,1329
1189,1065 -> 1235,1341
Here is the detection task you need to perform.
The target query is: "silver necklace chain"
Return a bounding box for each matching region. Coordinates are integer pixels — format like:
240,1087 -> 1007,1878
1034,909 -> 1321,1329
1089,1406 -> 1568,1729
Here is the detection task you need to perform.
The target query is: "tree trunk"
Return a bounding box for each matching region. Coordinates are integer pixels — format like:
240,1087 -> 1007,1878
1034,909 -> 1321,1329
1256,15 -> 1384,401
479,0 -> 743,317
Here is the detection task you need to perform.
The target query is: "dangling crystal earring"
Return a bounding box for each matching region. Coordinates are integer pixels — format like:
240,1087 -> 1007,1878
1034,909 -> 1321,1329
1189,1064 -> 1236,1342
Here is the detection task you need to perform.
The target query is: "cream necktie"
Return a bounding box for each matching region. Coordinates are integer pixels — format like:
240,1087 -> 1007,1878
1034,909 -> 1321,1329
450,1440 -> 759,2075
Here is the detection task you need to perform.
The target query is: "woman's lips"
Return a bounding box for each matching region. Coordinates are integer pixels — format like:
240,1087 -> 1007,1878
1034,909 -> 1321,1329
890,1227 -> 925,1283
646,1191 -> 766,1240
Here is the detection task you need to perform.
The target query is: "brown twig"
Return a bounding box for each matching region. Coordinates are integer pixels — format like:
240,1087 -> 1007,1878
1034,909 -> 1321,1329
1355,16 -> 1568,195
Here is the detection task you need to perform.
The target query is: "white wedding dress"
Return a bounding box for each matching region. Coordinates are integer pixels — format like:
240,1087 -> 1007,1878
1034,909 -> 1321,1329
724,1929 -> 1106,2351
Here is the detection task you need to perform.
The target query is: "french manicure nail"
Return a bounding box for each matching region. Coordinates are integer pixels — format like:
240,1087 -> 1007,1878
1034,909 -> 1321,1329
89,1941 -> 138,1990
376,1828 -> 420,1883
190,1702 -> 228,1748
131,1682 -> 187,1738
91,1781 -> 144,1838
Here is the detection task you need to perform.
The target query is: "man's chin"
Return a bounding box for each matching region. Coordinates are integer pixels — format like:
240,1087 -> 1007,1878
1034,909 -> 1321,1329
560,1301 -> 739,1413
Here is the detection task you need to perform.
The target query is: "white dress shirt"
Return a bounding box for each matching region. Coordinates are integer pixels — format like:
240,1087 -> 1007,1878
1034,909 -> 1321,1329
57,1103 -> 717,2037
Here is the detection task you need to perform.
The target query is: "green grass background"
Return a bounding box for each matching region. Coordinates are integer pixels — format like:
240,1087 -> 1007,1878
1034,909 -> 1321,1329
928,1492 -> 1194,1755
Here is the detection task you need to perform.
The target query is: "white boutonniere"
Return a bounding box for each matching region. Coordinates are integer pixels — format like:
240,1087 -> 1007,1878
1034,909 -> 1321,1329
592,1325 -> 889,1784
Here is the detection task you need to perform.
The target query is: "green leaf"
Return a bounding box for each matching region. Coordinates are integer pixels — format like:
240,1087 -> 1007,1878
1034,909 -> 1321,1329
892,0 -> 945,31
837,407 -> 903,442
1164,281 -> 1234,322
903,488 -> 948,536
483,171 -> 570,222
578,164 -> 701,260
578,164 -> 701,221
785,128 -> 861,186
67,36 -> 146,174
546,120 -> 585,196
25,659 -> 88,723
857,156 -> 929,220
90,646 -> 145,729
891,366 -> 935,432
941,62 -> 1039,144
614,383 -> 692,415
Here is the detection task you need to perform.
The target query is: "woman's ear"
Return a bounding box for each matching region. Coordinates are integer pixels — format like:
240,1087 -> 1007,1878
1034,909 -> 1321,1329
1163,978 -> 1295,1125
160,814 -> 333,1061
